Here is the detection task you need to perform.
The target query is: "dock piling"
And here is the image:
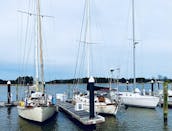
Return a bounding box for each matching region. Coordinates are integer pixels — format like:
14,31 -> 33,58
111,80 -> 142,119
87,77 -> 95,119
126,81 -> 129,91
163,82 -> 168,126
151,80 -> 154,96
7,81 -> 11,104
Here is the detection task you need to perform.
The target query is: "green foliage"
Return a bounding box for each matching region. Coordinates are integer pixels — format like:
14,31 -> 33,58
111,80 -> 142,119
1,75 -> 172,85
15,76 -> 33,85
0,76 -> 33,85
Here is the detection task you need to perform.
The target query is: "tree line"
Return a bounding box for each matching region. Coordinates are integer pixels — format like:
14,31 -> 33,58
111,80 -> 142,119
0,76 -> 33,85
0,76 -> 172,85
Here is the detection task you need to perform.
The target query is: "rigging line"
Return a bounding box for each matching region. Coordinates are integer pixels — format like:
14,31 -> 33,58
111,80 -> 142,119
18,11 -> 23,79
43,18 -> 55,83
90,43 -> 94,76
22,0 -> 36,85
22,0 -> 33,76
73,0 -> 87,85
92,0 -> 104,43
74,4 -> 87,81
125,0 -> 133,80
74,43 -> 86,88
75,43 -> 87,88
41,20 -> 48,59
77,0 -> 96,82
79,44 -> 87,77
25,20 -> 34,75
25,3 -> 35,72
20,1 -> 28,79
24,16 -> 35,78
41,21 -> 48,82
21,14 -> 30,77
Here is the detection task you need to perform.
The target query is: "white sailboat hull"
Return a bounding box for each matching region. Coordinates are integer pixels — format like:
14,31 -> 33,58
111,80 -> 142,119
17,106 -> 56,122
83,103 -> 118,115
119,92 -> 159,109
74,95 -> 118,115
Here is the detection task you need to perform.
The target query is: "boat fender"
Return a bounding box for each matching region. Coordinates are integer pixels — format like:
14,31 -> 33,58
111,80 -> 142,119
52,97 -> 56,105
19,101 -> 25,107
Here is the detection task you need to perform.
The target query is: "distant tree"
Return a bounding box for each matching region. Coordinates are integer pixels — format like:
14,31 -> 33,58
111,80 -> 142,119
119,78 -> 126,83
158,75 -> 163,81
136,78 -> 145,83
15,76 -> 33,85
163,76 -> 168,82
0,79 -> 6,84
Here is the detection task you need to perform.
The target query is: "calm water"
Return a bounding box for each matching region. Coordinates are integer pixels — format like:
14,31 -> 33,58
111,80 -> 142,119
0,83 -> 172,131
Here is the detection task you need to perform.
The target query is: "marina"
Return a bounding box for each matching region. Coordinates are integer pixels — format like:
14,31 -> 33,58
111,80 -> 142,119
1,105 -> 172,131
0,0 -> 172,130
0,83 -> 172,130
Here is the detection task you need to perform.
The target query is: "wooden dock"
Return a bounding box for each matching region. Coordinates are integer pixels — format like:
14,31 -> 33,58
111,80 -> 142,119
58,101 -> 105,125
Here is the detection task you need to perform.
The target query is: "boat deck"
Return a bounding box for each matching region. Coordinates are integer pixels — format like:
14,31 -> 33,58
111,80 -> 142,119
58,101 -> 105,125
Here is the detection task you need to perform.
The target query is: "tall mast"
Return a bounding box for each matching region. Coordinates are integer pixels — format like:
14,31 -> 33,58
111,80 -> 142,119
132,0 -> 136,90
85,0 -> 91,78
35,33 -> 39,91
35,0 -> 39,91
36,0 -> 44,92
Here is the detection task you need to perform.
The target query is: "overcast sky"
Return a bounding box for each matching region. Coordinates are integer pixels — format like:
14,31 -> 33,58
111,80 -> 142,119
0,0 -> 172,81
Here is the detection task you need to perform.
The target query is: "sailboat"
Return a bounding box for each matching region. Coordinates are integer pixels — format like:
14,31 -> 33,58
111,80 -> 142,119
118,0 -> 159,109
17,0 -> 56,122
73,0 -> 119,115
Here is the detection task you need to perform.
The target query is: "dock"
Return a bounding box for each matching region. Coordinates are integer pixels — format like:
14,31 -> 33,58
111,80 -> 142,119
58,101 -> 105,125
0,81 -> 18,107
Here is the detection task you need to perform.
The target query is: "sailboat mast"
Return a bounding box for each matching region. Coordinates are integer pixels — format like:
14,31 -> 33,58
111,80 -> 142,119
35,0 -> 39,91
85,0 -> 91,78
35,34 -> 39,91
132,0 -> 136,90
37,0 -> 44,93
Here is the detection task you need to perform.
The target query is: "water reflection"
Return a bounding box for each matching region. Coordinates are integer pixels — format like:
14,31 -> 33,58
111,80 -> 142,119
96,115 -> 119,131
18,113 -> 58,131
7,107 -> 11,115
117,107 -> 162,131
58,111 -> 96,131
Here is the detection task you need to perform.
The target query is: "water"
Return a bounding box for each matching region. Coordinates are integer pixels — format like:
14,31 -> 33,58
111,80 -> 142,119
0,83 -> 172,131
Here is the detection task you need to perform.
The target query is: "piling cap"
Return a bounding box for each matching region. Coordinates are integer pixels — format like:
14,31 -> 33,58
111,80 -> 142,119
151,80 -> 154,83
89,76 -> 95,83
7,81 -> 11,85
